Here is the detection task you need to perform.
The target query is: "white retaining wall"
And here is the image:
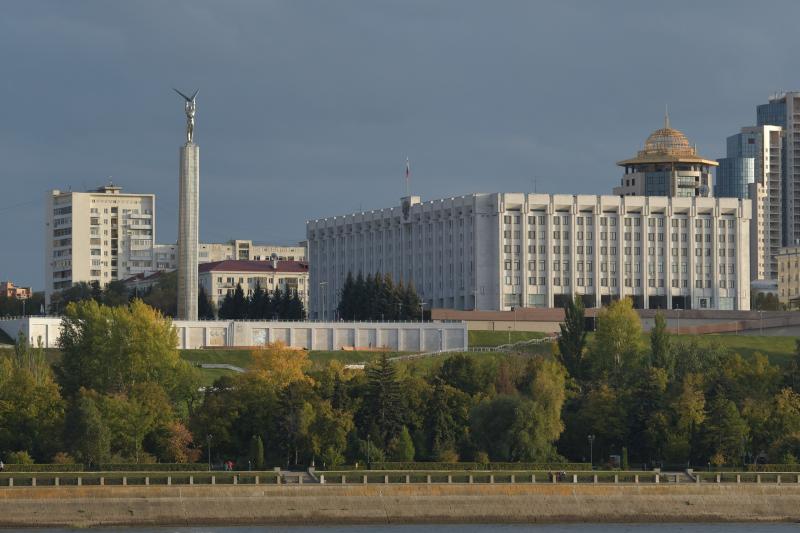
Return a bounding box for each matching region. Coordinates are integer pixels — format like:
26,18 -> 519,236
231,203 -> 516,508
0,317 -> 468,352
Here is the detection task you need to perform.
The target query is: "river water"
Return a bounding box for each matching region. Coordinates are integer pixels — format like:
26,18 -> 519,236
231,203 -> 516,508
31,525 -> 800,533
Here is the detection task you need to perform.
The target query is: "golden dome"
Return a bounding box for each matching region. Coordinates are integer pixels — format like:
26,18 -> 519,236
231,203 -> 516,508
639,114 -> 696,157
616,111 -> 718,167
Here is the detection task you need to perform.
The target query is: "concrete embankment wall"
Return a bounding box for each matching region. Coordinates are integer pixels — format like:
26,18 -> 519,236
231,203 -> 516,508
2,484 -> 800,527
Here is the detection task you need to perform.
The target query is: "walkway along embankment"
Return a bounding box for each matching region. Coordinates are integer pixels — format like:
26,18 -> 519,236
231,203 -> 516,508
2,483 -> 800,527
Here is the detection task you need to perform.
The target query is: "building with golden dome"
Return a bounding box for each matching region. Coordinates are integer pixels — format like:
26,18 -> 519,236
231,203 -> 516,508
613,114 -> 717,197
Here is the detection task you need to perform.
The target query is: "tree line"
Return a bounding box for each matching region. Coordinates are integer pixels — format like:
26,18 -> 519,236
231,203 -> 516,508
337,272 -> 422,321
0,292 -> 45,317
46,274 -> 216,319
217,283 -> 305,320
556,297 -> 800,467
5,297 -> 800,469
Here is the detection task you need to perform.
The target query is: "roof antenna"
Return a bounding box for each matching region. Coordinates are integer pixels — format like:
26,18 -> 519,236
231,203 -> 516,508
664,104 -> 670,129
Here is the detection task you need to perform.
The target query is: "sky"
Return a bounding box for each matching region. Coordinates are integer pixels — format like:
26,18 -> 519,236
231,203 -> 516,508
2,0 -> 800,290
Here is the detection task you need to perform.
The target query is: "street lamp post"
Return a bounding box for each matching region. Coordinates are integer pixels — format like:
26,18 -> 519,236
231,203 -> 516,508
759,309 -> 764,336
206,434 -> 213,472
507,326 -> 512,344
588,434 -> 595,468
319,281 -> 328,322
419,301 -> 428,323
366,433 -> 371,470
511,305 -> 517,335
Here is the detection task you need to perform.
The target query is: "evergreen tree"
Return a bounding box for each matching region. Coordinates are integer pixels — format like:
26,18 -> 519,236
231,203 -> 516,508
218,291 -> 235,319
425,378 -> 457,459
198,285 -> 216,319
249,435 -> 265,470
271,287 -> 284,319
231,283 -> 247,319
337,272 -> 356,320
353,272 -> 367,320
556,295 -> 587,380
401,281 -> 421,321
249,282 -> 267,319
364,353 -> 404,448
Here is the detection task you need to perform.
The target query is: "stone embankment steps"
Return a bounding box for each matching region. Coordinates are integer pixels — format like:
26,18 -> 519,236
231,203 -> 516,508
278,470 -> 317,484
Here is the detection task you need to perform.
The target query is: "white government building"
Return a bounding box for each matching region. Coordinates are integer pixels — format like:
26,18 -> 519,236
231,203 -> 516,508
307,193 -> 752,316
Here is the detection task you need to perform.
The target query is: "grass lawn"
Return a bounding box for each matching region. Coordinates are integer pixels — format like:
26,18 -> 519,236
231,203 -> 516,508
196,367 -> 239,386
671,334 -> 797,366
468,330 -> 547,347
180,349 -> 253,368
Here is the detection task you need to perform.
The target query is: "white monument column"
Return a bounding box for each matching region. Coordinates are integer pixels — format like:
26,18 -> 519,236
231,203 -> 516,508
175,89 -> 199,320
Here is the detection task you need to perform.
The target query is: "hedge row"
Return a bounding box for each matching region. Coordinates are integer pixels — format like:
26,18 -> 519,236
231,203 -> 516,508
1,463 -> 208,472
95,463 -> 206,472
366,462 -> 591,471
746,464 -> 800,472
1,464 -> 84,472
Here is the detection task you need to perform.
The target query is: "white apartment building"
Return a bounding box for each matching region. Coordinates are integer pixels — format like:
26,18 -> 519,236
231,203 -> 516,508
307,193 -> 751,317
199,259 -> 309,309
154,240 -> 306,270
45,185 -> 155,305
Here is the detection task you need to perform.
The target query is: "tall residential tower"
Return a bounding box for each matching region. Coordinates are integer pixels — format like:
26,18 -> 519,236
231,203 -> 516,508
757,92 -> 800,246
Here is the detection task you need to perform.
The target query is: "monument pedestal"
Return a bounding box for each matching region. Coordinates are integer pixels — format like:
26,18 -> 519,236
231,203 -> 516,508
177,143 -> 199,321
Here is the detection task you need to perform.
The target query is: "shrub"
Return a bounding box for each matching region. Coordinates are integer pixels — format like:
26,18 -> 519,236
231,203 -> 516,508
52,452 -> 76,465
5,451 -> 33,465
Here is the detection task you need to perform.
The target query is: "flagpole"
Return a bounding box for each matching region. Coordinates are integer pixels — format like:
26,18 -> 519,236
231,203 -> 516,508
405,157 -> 411,197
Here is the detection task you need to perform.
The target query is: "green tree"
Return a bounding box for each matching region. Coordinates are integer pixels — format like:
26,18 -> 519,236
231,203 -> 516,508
590,298 -> 644,378
556,295 -> 587,380
437,354 -> 486,396
275,381 -> 315,466
701,396 -> 749,466
141,271 -> 177,317
0,337 -> 65,462
57,299 -> 199,403
249,435 -> 265,469
65,393 -> 110,467
389,426 -> 416,461
649,311 -> 673,375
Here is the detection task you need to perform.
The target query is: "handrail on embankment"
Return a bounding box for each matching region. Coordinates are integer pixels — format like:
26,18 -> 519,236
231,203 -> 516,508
1,469 -> 799,487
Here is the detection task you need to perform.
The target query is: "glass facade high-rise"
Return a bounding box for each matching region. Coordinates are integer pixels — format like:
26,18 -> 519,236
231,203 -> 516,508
716,157 -> 755,199
716,131 -> 758,199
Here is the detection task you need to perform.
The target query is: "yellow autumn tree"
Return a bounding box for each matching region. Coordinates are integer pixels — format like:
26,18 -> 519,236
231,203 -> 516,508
248,341 -> 313,389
